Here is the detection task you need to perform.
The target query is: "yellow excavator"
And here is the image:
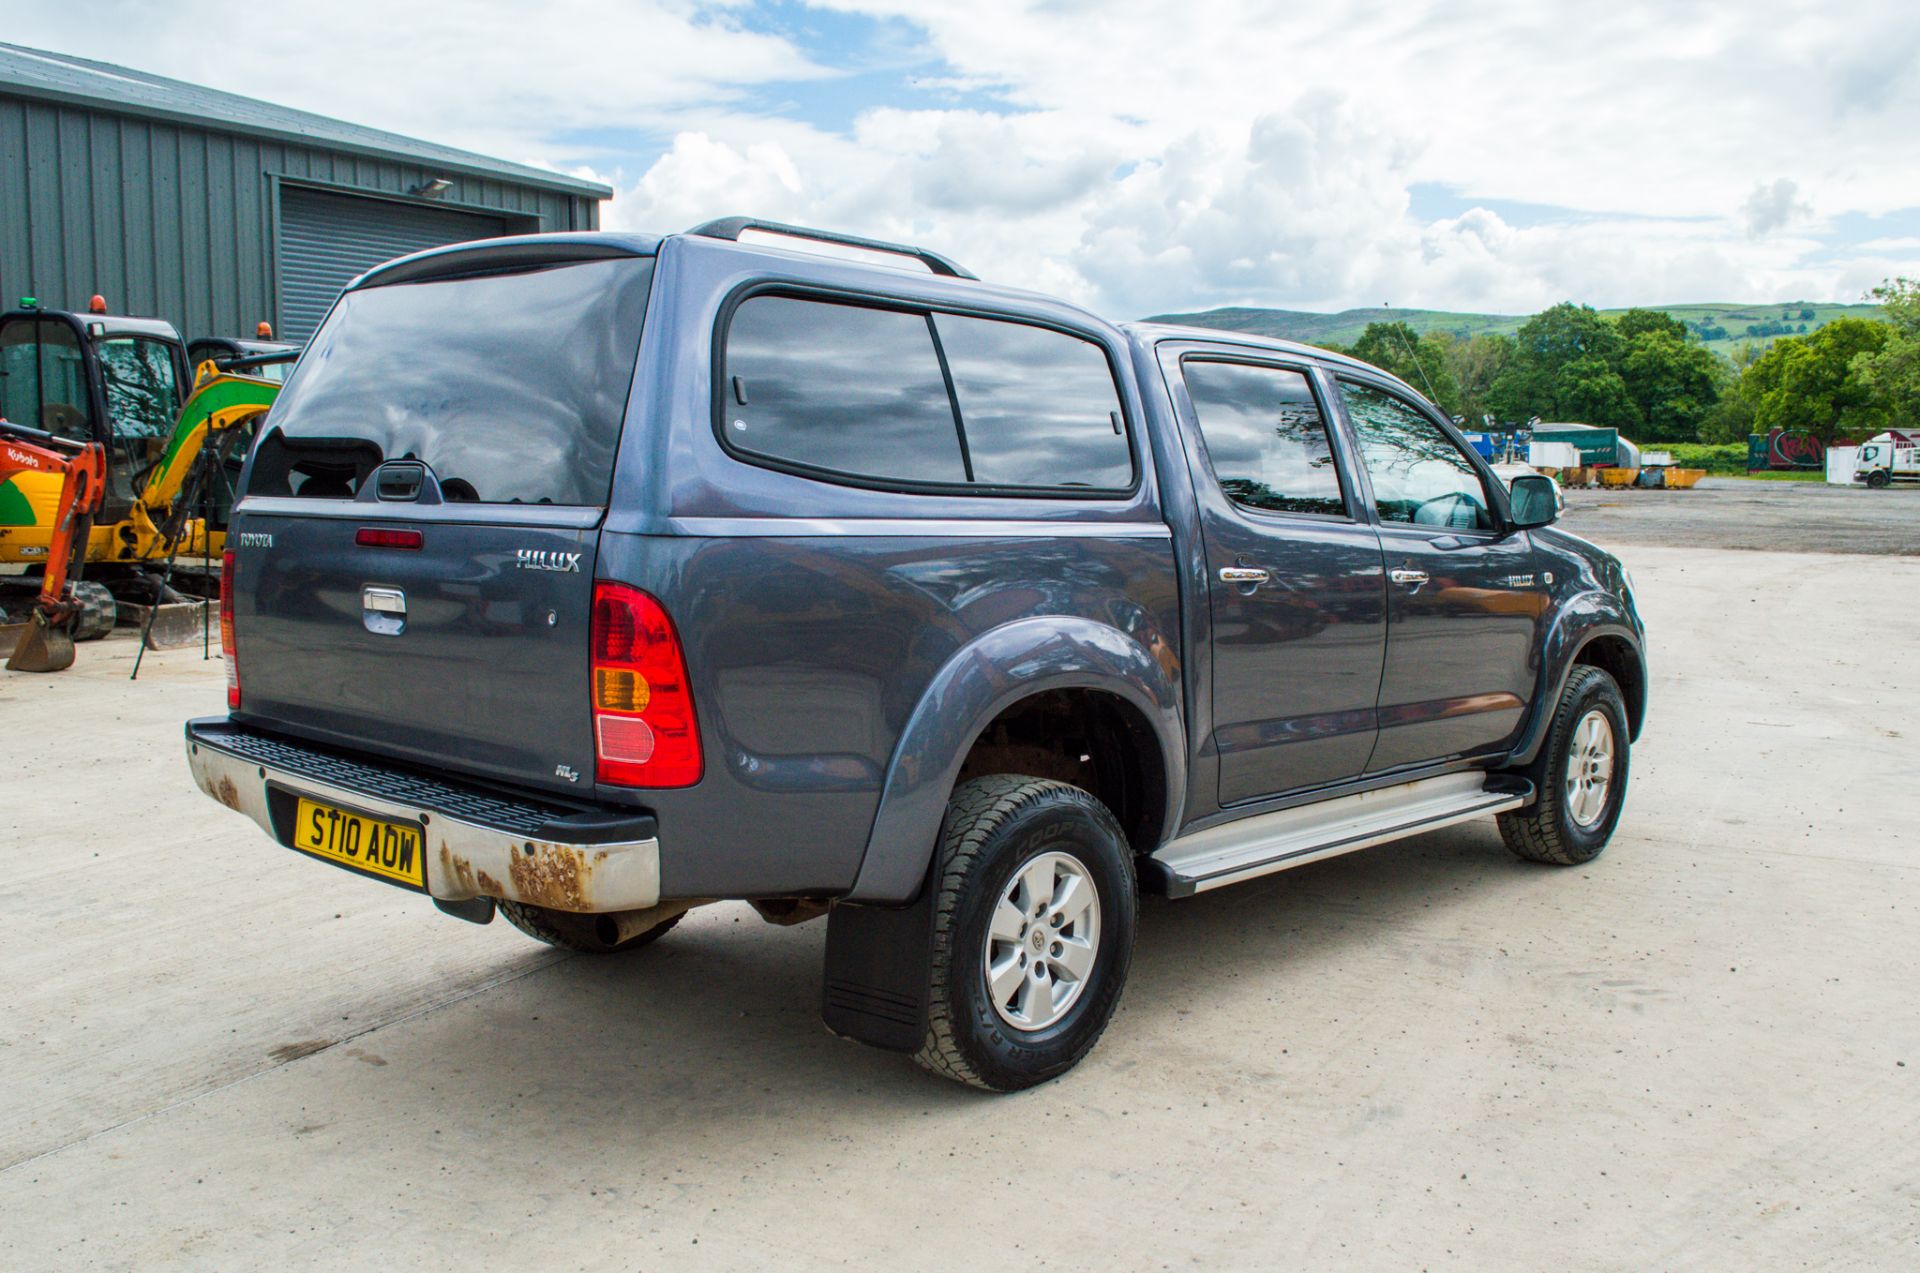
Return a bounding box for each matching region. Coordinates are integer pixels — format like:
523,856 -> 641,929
0,298 -> 288,647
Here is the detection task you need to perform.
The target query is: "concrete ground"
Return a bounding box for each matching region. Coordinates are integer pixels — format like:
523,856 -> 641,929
2,535 -> 1917,1269
1558,475 -> 1920,555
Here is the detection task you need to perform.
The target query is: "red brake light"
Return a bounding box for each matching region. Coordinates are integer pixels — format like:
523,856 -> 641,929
220,550 -> 239,710
590,582 -> 702,788
355,527 -> 423,549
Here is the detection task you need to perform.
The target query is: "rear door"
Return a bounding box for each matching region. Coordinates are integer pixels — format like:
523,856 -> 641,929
1174,353 -> 1387,805
230,249 -> 654,797
1333,377 -> 1544,772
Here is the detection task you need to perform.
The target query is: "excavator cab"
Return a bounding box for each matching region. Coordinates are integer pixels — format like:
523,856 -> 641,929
187,332 -> 302,384
0,301 -> 190,527
2,300 -> 279,651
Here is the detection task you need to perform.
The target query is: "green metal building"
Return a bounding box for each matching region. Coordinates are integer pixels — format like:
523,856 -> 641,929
0,42 -> 609,342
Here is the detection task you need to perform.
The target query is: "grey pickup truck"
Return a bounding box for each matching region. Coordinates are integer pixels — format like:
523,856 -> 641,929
187,219 -> 1646,1091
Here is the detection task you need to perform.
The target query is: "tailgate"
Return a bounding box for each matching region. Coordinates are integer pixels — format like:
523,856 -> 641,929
222,246 -> 656,797
232,505 -> 600,796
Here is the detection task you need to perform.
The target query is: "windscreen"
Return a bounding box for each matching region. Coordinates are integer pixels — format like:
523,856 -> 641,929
251,256 -> 653,505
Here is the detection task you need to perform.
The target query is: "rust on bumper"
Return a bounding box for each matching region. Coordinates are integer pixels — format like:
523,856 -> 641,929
187,732 -> 661,913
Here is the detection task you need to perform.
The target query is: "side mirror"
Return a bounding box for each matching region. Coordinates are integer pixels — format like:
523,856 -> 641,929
1507,474 -> 1559,528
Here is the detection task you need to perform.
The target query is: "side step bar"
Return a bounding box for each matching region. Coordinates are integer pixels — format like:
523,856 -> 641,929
1146,772 -> 1532,899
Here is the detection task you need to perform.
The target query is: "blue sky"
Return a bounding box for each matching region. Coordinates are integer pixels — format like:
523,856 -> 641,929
7,0 -> 1918,316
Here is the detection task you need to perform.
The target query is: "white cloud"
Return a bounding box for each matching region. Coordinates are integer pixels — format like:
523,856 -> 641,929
2,0 -> 827,172
1743,179 -> 1812,238
11,0 -> 1920,313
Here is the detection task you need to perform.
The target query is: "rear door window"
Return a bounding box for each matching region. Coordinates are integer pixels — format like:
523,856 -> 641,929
930,313 -> 1131,490
720,293 -> 1133,494
251,256 -> 653,505
1183,360 -> 1346,516
721,296 -> 967,485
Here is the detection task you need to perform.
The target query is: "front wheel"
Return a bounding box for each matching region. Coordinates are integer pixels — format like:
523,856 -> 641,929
1866,470 -> 1891,489
1498,665 -> 1632,865
915,775 -> 1137,1092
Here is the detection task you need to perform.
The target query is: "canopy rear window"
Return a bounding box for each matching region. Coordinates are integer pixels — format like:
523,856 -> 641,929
250,256 -> 653,506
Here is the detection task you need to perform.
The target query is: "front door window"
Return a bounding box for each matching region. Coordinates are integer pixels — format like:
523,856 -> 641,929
1340,381 -> 1494,531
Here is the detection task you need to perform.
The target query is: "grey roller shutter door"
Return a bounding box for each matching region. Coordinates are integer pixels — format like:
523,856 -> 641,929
278,188 -> 510,340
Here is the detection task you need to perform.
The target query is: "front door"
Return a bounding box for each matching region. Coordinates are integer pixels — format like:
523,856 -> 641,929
1334,378 -> 1544,772
1178,355 -> 1387,806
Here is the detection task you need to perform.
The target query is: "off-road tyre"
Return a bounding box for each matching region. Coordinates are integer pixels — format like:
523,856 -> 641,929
914,775 -> 1137,1092
1866,469 -> 1891,489
496,901 -> 682,953
1498,665 -> 1631,865
69,580 -> 117,642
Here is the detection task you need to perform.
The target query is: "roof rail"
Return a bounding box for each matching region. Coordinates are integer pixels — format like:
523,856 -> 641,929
685,217 -> 977,280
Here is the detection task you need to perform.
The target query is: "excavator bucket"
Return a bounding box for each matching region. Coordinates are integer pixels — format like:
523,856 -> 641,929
5,609 -> 76,673
136,599 -> 207,650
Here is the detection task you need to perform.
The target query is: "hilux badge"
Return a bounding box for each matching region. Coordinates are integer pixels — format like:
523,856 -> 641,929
515,548 -> 581,573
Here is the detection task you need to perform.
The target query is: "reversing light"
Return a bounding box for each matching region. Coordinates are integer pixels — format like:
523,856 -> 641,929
355,527 -> 423,549
590,582 -> 702,787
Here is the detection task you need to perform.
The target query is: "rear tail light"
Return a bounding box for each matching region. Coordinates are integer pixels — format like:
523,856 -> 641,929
219,549 -> 239,710
590,582 -> 702,787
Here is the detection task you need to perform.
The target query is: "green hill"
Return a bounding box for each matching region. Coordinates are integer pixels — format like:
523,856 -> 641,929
1143,301 -> 1887,356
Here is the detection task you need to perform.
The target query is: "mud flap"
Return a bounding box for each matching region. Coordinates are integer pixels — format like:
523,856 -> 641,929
5,610 -> 76,673
821,881 -> 935,1053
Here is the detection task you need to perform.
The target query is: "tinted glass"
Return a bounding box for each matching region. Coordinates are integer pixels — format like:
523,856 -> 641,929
0,319 -> 91,442
931,313 -> 1132,490
1184,361 -> 1344,516
256,257 -> 653,505
724,296 -> 965,485
1340,381 -> 1495,530
96,338 -> 182,442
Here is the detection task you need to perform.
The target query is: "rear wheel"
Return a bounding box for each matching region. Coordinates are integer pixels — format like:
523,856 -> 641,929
496,901 -> 682,953
1498,665 -> 1631,865
915,775 -> 1137,1092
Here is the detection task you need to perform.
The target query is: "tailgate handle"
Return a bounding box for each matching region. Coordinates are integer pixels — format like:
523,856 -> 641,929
363,587 -> 406,614
361,586 -> 406,636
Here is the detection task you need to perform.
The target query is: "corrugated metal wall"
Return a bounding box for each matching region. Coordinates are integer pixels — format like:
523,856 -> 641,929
0,94 -> 599,340
278,187 -> 510,340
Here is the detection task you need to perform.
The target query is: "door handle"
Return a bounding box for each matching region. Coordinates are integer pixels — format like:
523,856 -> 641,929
1389,569 -> 1429,586
1218,566 -> 1270,585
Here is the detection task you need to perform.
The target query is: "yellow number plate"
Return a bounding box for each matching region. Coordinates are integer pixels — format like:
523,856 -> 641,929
292,798 -> 425,889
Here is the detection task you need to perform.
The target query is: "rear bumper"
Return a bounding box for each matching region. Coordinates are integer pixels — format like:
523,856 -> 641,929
184,717 -> 661,913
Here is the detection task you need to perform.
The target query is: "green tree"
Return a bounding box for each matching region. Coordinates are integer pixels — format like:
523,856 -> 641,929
1614,308 -> 1689,343
1487,303 -> 1636,427
1552,353 -> 1638,428
1743,318 -> 1892,444
1437,331 -> 1515,426
1346,321 -> 1463,415
1618,329 -> 1723,441
1854,278 -> 1920,424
